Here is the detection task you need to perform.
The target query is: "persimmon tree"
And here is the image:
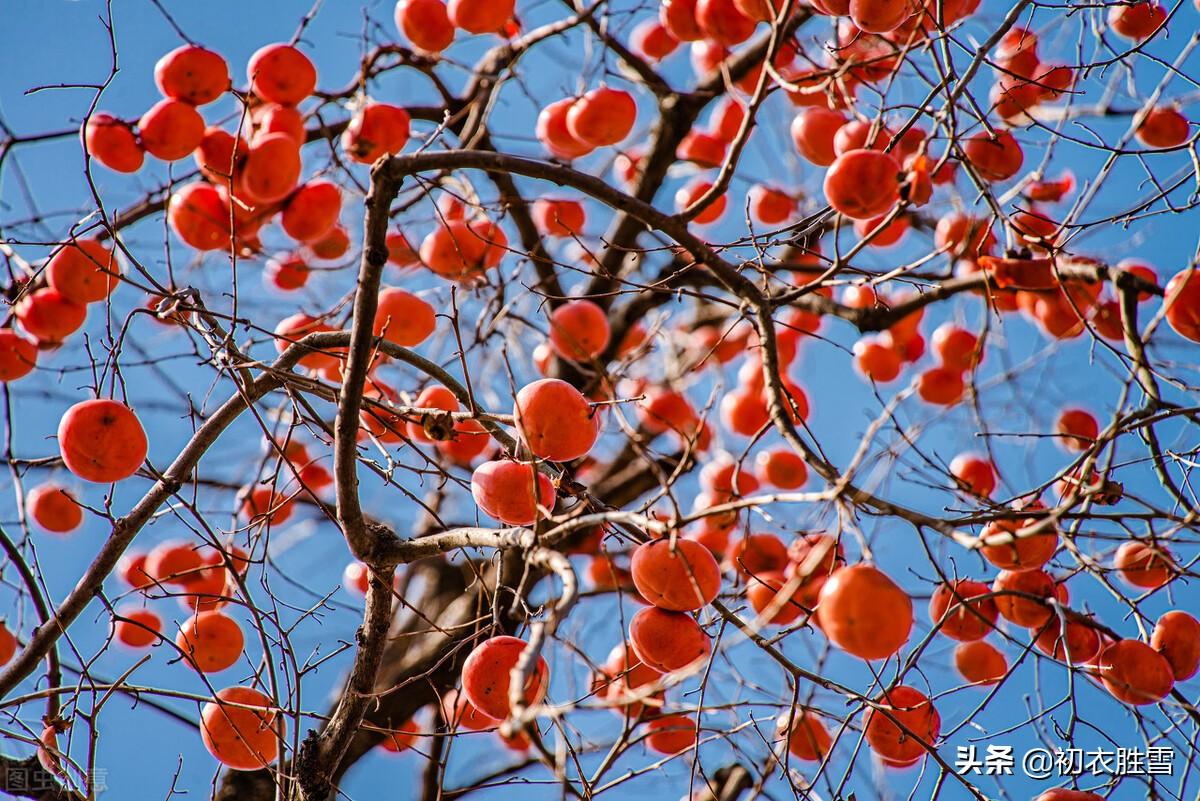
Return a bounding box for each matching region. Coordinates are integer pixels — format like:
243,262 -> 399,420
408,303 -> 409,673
0,1 -> 1198,800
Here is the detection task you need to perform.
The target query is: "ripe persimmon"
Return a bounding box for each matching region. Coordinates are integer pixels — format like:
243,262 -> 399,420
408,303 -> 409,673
755,448 -> 808,489
778,709 -> 831,761
928,580 -> 997,641
0,622 -> 15,666
824,149 -> 900,219
176,611 -> 244,673
448,0 -> 514,33
964,129 -> 1024,181
1113,540 -> 1174,588
26,484 -> 83,534
395,0 -> 456,53
168,182 -> 230,251
114,606 -> 161,648
341,103 -> 411,164
863,685 -> 940,764
566,88 -> 637,147
746,571 -> 807,625
470,460 -> 555,525
1097,639 -> 1173,705
817,564 -> 913,660
549,299 -> 610,361
0,329 -> 37,381
629,606 -> 711,672
1151,610 -> 1200,681
155,44 -> 230,106
513,378 -> 598,462
200,686 -> 282,770
239,133 -> 301,204
1164,269 -> 1200,342
531,199 -> 586,238
644,714 -> 697,754
281,180 -> 341,242
954,641 -> 1007,685
727,533 -> 789,578
57,399 -> 147,483
992,569 -> 1057,627
15,288 -> 87,343
950,453 -> 996,498
373,288 -> 436,347
84,113 -> 144,173
247,44 -> 316,105
630,538 -> 721,611
45,239 -> 119,304
461,635 -> 549,719
1055,407 -> 1098,451
138,99 -> 205,161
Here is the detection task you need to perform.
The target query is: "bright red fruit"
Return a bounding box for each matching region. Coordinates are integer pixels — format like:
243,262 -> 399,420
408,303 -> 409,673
470,460 -> 555,525
630,538 -> 721,611
817,564 -> 912,660
549,299 -> 610,360
513,378 -> 598,462
824,149 -> 901,219
247,44 -> 317,105
461,635 -> 549,719
57,399 -> 148,483
27,484 -> 83,534
629,606 -> 711,671
155,45 -> 230,105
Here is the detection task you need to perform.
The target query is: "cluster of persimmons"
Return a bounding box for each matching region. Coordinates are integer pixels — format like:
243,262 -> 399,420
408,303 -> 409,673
1,0 -> 1198,798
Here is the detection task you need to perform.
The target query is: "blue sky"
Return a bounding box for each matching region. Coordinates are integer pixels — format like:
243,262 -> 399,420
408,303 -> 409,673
1,1 -> 1199,799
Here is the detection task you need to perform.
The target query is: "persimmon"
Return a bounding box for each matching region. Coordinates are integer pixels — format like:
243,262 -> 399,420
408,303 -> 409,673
566,88 -> 637,147
824,149 -> 900,219
470,459 -> 555,525
118,552 -> 155,591
644,715 -> 697,754
441,688 -> 499,730
341,103 -> 411,164
1113,540 -> 1174,588
193,127 -> 244,183
254,103 -> 305,144
246,44 -> 316,105
57,399 -> 147,483
629,606 -> 710,672
0,329 -> 37,381
778,710 -> 831,761
281,180 -> 341,242
660,0 -> 703,41
935,213 -> 995,259
176,611 -> 244,673
241,486 -> 293,526
980,519 -> 1057,572
964,130 -> 1023,181
0,622 -> 15,666
928,580 -> 997,641
853,336 -> 902,382
145,540 -> 205,586
854,214 -> 907,247
27,484 -> 83,534
675,178 -> 725,224
992,569 -> 1056,627
709,97 -> 746,142
15,288 -> 86,343
850,0 -> 912,33
84,113 -> 144,173
1054,407 -> 1098,451
833,120 -> 895,156
532,199 -> 586,237
114,606 -> 161,648
1151,610 -> 1200,681
406,384 -> 459,443
1164,269 -> 1200,342
168,182 -> 230,251
1097,639 -> 1173,705
549,299 -> 610,361
178,560 -> 231,613
748,185 -> 794,225
536,98 -> 594,159
694,0 -> 756,45
631,20 -> 679,61
699,457 -> 759,498
395,0 -> 456,52
45,238 -> 119,304
931,324 -> 981,371
677,129 -> 726,167
461,635 -> 549,719
863,685 -> 940,764
954,641 -> 1007,685
373,288 -> 436,347
746,571 -> 807,625
386,231 -> 420,268
155,44 -> 229,105
916,366 -> 964,405
239,132 -> 301,204
378,719 -> 421,752
448,0 -> 514,33
1107,1 -> 1166,40
513,378 -> 598,462
727,533 -> 789,578
630,538 -> 721,611
200,686 -> 282,770
817,564 -> 913,660
274,313 -> 339,369
138,98 -> 205,161
264,255 -> 309,291
1034,615 -> 1101,664
949,453 -> 996,497
755,449 -> 807,489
